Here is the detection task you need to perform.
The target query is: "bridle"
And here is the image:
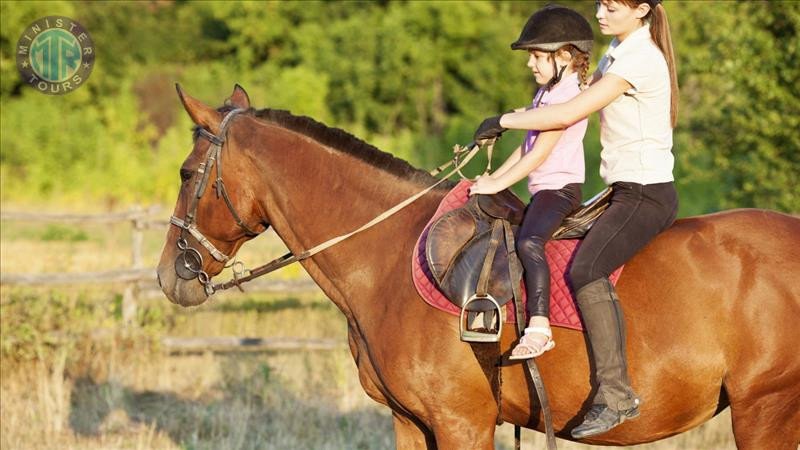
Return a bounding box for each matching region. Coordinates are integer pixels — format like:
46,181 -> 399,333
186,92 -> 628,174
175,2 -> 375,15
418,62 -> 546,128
170,108 -> 261,295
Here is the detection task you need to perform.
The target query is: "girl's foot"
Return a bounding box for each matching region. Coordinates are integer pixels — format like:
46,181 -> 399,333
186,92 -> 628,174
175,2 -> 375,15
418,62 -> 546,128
509,326 -> 555,360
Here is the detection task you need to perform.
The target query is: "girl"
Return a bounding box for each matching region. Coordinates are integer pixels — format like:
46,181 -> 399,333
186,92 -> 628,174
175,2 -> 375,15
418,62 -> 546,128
474,0 -> 679,439
469,5 -> 593,361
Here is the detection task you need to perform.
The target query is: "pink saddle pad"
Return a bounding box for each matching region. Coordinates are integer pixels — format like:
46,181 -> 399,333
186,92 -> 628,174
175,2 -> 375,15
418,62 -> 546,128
412,180 -> 623,331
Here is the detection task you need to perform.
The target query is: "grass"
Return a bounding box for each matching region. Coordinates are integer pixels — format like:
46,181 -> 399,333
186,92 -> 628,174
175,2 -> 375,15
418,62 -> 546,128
0,215 -> 737,449
1,288 -> 392,450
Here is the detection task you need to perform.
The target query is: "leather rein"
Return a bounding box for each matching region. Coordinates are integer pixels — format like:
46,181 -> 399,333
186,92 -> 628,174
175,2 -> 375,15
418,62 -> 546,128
171,108 -> 483,296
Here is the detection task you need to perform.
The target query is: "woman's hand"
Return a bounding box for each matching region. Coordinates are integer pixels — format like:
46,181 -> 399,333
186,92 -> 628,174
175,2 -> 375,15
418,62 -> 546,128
469,175 -> 505,196
473,115 -> 507,142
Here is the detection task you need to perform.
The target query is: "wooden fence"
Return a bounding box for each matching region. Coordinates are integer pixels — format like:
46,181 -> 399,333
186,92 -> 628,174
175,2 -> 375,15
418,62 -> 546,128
0,207 -> 331,352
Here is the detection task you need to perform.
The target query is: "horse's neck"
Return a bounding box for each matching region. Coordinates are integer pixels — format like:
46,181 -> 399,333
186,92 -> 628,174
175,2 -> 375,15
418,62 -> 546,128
252,127 -> 442,316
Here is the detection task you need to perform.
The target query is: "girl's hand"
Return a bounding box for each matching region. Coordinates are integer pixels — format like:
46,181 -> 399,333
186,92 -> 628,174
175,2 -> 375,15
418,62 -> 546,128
469,176 -> 505,196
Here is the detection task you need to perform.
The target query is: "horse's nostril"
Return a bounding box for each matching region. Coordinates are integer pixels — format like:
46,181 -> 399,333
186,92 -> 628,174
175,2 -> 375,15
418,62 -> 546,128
157,273 -> 162,288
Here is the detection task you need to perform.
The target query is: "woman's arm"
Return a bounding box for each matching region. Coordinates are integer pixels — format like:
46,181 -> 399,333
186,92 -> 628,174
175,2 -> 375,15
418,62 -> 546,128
500,73 -> 632,131
588,68 -> 603,87
469,129 -> 564,195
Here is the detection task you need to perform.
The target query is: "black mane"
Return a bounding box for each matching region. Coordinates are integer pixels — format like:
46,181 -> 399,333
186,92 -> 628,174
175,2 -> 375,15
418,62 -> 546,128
251,108 -> 446,188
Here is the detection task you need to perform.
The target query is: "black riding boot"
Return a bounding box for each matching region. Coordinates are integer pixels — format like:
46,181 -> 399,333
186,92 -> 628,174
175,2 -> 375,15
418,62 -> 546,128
571,278 -> 640,439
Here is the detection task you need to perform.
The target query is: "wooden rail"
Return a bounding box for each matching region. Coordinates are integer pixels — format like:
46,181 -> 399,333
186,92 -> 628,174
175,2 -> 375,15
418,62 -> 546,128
0,268 -> 156,286
161,336 -> 347,354
1,207 -> 320,325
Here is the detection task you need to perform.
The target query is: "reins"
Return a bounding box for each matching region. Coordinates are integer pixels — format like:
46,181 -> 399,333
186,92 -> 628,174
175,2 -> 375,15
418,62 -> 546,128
210,137 -> 486,294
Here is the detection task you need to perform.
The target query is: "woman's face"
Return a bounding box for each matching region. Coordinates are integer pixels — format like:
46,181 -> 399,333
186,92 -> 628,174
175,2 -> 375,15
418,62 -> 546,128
595,1 -> 649,40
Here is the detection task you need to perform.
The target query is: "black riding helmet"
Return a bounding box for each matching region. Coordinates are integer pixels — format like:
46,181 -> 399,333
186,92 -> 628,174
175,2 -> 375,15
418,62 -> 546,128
511,5 -> 593,88
511,5 -> 594,53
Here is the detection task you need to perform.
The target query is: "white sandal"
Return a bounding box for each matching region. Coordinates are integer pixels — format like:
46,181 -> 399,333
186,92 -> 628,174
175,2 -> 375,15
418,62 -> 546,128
509,326 -> 555,360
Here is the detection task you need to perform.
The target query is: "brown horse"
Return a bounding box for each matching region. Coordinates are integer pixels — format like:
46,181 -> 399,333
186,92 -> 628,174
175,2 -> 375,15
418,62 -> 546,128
157,85 -> 800,449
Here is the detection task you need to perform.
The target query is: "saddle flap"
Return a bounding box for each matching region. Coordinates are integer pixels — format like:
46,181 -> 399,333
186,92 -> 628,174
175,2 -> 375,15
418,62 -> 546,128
425,207 -> 478,278
439,230 -> 516,310
552,187 -> 613,240
476,190 -> 526,225
425,195 -> 520,311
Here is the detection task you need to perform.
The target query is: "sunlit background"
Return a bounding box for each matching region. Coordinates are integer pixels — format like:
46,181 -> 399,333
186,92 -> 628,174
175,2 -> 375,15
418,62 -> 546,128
1,1 -> 797,449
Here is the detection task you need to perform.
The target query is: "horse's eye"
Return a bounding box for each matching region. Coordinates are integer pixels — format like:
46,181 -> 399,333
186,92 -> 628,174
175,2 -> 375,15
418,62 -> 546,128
180,169 -> 193,183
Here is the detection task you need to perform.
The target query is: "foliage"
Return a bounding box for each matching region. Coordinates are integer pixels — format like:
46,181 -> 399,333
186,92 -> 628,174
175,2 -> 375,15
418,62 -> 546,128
670,1 -> 800,212
0,1 -> 797,213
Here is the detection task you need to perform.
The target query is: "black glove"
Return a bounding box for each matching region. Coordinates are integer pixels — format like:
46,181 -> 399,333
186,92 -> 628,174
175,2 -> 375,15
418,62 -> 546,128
474,115 -> 507,142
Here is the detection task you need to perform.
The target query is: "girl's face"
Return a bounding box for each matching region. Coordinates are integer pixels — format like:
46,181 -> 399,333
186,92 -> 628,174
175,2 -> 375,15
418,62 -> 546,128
527,50 -> 571,86
595,0 -> 651,40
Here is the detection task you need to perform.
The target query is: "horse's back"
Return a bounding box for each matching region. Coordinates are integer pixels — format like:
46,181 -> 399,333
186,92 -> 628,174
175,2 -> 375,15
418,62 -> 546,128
664,209 -> 800,293
625,208 -> 800,330
622,209 -> 799,398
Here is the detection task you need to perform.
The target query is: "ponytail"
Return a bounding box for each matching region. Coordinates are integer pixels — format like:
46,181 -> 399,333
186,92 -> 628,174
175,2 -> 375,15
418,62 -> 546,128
649,4 -> 679,127
613,0 -> 679,127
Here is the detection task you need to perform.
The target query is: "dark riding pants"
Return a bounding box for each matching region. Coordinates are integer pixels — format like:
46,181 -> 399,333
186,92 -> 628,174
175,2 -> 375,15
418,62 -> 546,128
516,183 -> 582,319
569,181 -> 678,409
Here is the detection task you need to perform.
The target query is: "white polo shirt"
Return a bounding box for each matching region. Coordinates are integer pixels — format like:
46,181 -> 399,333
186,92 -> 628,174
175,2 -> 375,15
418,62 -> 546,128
597,24 -> 674,185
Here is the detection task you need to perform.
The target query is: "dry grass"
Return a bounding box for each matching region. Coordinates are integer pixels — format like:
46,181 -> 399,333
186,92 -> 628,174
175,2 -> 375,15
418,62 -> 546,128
1,290 -> 393,450
0,217 -> 737,449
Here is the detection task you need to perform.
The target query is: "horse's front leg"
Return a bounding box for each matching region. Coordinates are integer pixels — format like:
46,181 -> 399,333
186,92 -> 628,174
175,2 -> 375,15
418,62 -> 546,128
429,413 -> 497,450
393,412 -> 436,449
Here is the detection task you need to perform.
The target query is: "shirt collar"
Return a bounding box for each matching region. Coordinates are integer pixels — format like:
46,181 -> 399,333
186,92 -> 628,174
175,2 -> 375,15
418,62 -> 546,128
607,24 -> 651,60
546,72 -> 579,97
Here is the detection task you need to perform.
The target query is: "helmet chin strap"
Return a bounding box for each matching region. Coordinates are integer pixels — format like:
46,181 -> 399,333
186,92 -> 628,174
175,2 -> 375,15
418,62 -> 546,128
545,61 -> 568,91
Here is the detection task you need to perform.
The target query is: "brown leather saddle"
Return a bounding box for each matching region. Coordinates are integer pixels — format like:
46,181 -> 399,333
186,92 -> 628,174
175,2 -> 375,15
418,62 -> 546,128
425,187 -> 612,342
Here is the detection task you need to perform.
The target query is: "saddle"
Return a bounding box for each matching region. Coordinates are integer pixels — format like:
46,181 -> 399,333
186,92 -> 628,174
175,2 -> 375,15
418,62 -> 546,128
425,186 -> 612,342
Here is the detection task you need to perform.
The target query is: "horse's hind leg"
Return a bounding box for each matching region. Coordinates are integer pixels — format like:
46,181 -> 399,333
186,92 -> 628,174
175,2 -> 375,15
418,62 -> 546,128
728,384 -> 800,450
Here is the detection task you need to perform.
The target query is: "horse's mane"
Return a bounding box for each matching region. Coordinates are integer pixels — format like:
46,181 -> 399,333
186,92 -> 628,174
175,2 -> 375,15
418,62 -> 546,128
250,107 -> 447,189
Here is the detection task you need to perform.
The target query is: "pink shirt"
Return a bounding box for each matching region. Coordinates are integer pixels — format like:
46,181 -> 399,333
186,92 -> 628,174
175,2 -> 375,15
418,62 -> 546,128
522,72 -> 587,195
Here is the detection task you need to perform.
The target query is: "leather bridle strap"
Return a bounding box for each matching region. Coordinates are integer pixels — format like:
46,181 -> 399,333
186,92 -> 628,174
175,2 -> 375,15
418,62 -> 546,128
170,216 -> 231,263
170,108 -> 258,263
211,141 -> 486,293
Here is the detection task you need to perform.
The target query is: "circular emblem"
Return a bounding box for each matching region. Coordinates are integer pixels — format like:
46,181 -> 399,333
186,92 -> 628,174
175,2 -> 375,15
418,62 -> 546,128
15,16 -> 95,95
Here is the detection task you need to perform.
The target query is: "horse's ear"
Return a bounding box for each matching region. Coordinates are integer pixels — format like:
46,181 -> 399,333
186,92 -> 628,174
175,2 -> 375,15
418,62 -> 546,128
176,84 -> 222,134
225,84 -> 250,109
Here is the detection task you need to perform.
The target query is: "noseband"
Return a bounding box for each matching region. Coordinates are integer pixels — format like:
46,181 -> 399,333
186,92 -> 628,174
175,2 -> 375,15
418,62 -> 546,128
170,108 -> 260,295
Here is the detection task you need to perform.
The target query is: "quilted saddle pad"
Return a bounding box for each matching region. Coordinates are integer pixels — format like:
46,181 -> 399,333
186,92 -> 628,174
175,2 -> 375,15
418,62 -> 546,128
412,180 -> 624,331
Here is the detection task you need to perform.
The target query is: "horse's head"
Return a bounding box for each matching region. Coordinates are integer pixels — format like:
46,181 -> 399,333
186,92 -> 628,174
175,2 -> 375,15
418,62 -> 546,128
157,84 -> 268,306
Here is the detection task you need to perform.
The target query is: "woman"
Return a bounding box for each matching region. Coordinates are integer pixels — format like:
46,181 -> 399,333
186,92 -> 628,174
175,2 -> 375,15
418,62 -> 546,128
474,0 -> 679,439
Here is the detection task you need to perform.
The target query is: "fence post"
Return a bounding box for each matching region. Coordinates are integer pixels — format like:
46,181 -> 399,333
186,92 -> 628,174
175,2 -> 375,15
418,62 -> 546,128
122,207 -> 144,326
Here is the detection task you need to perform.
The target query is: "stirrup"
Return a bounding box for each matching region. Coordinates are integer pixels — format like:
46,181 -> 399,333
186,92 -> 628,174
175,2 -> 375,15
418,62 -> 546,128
459,294 -> 503,343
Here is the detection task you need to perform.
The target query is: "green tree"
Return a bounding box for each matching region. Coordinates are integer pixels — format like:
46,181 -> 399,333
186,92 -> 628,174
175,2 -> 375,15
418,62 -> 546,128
1,1 -> 797,213
671,1 -> 800,212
